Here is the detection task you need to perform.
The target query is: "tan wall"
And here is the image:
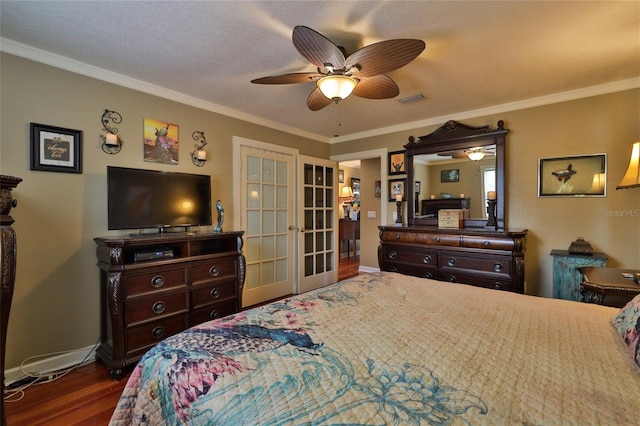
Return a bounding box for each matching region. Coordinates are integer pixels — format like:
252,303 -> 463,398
2,51 -> 638,372
332,89 -> 640,298
358,158 -> 382,269
0,53 -> 329,369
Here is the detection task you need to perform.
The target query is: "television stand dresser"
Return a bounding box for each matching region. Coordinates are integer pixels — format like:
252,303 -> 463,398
94,231 -> 245,379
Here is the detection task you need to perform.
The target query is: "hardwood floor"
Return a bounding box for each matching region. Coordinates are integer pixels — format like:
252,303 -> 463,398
4,256 -> 360,425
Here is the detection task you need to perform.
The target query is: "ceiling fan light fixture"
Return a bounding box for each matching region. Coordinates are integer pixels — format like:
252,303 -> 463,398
467,151 -> 486,161
317,75 -> 357,102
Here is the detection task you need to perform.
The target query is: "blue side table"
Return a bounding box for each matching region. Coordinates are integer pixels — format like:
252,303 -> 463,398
551,250 -> 608,301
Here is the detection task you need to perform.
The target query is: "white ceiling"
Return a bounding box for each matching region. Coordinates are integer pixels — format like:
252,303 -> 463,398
1,1 -> 638,143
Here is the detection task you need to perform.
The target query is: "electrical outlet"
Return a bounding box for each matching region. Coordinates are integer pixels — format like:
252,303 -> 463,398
392,211 -> 397,221
367,211 -> 376,219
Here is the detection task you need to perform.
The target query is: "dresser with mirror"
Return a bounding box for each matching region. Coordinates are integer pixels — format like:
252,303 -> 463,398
379,120 -> 528,293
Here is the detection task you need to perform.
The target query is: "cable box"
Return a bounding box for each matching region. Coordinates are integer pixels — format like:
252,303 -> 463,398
133,248 -> 174,262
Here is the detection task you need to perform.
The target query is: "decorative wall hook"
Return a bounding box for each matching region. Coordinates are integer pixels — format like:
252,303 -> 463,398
100,109 -> 123,154
191,131 -> 208,167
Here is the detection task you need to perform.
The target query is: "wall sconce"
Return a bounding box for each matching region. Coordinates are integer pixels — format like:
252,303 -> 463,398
100,109 -> 123,154
616,140 -> 640,190
191,131 -> 207,167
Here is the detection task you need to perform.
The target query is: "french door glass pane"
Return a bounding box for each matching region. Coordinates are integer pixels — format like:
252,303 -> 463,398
302,163 -> 335,277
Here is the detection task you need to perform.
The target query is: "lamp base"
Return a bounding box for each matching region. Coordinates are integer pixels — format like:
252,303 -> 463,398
486,199 -> 497,228
395,201 -> 403,224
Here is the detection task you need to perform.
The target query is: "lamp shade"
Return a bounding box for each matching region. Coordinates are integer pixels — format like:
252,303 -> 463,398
339,186 -> 354,202
616,141 -> 640,190
467,151 -> 485,161
589,172 -> 606,194
317,75 -> 357,101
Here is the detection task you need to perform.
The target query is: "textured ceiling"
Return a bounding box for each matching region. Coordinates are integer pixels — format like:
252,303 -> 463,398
1,1 -> 638,142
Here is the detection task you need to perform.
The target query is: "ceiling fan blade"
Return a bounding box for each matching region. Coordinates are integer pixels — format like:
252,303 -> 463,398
251,72 -> 322,85
345,39 -> 425,77
293,26 -> 345,70
307,87 -> 333,111
352,75 -> 399,99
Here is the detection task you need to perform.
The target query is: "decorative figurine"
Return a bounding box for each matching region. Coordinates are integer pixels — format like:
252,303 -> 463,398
214,200 -> 224,232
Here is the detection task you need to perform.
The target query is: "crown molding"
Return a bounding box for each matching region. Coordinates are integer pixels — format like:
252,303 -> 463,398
3,37 -> 637,146
331,77 -> 640,143
0,38 -> 330,144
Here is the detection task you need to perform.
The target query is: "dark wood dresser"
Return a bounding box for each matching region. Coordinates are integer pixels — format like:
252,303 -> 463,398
421,197 -> 470,217
378,226 -> 527,293
1,175 -> 21,426
94,231 -> 245,379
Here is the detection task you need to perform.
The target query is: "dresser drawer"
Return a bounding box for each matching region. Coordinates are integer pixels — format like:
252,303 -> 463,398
191,278 -> 237,309
125,314 -> 189,358
380,230 -> 418,243
461,235 -> 515,250
382,262 -> 437,279
415,233 -> 460,247
439,253 -> 511,276
438,271 -> 515,292
381,245 -> 437,266
126,267 -> 187,296
191,257 -> 237,285
126,288 -> 189,325
190,299 -> 238,326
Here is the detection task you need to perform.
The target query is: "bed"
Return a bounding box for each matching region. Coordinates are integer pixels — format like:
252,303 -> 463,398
110,271 -> 640,425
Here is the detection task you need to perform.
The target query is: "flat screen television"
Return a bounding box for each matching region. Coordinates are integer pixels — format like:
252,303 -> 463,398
107,166 -> 212,232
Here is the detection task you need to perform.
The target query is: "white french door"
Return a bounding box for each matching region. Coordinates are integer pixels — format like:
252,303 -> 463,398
297,156 -> 339,293
240,145 -> 295,307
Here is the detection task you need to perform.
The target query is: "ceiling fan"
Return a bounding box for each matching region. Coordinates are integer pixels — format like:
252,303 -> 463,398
251,26 -> 425,111
438,146 -> 496,161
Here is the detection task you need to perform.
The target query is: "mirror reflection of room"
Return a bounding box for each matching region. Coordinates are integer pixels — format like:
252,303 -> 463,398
414,147 -> 496,220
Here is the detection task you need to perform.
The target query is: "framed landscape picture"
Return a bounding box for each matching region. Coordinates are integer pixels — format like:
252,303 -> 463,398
440,169 -> 459,183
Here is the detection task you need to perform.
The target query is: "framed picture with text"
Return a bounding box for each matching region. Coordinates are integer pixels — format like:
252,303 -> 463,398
30,123 -> 82,173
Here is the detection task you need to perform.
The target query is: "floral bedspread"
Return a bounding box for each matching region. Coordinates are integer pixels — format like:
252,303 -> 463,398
110,272 -> 640,425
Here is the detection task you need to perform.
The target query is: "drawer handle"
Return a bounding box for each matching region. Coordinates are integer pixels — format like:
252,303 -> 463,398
152,301 -> 166,314
395,234 -> 400,240
448,275 -> 457,283
152,326 -> 165,339
493,263 -> 503,272
447,258 -> 456,266
423,255 -> 431,264
388,251 -> 397,260
483,241 -> 490,247
209,266 -> 220,277
424,272 -> 433,279
435,237 -> 441,243
389,267 -> 398,272
493,282 -> 504,290
151,275 -> 165,288
209,309 -> 220,319
210,288 -> 220,299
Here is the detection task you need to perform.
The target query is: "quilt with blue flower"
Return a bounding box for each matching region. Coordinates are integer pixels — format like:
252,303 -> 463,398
110,272 -> 640,425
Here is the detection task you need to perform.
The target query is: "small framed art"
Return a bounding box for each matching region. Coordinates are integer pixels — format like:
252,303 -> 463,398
388,150 -> 406,175
388,178 -> 408,201
441,169 -> 459,183
30,123 -> 82,173
338,169 -> 344,183
538,154 -> 607,197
